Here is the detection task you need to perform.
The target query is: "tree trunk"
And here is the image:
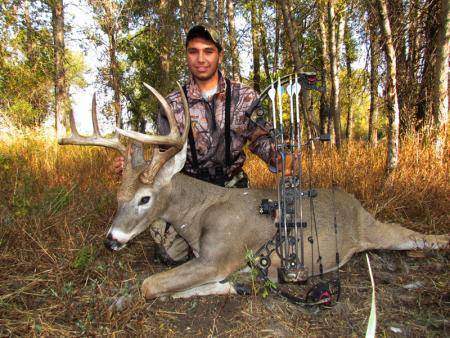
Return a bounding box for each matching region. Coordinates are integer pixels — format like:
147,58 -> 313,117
432,0 -> 449,159
24,0 -> 35,64
387,0 -> 409,133
250,0 -> 261,92
406,0 -> 420,81
178,0 -> 190,34
195,0 -> 207,23
226,0 -> 241,81
109,33 -> 121,128
51,0 -> 69,136
257,1 -> 271,81
100,0 -> 122,128
415,2 -> 437,131
217,0 -> 224,41
273,2 -> 281,74
327,0 -> 341,148
368,5 -> 379,145
344,20 -> 353,141
377,0 -> 400,172
403,0 -> 421,131
157,0 -> 172,93
318,5 -> 330,136
278,0 -> 302,72
206,0 -> 215,22
335,9 -> 345,62
301,89 -> 314,148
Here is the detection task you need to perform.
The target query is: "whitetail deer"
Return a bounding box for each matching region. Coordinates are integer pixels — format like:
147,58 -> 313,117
59,83 -> 449,299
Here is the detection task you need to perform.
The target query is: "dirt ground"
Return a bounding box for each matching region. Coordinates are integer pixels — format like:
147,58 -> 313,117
1,141 -> 449,336
1,224 -> 448,337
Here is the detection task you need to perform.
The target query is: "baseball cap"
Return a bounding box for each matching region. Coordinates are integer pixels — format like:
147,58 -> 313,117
186,24 -> 222,52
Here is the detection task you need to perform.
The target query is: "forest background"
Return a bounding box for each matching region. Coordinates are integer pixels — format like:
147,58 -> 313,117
1,0 -> 448,160
0,0 -> 449,336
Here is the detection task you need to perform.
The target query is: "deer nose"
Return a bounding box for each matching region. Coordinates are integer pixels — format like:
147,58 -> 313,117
104,233 -> 124,251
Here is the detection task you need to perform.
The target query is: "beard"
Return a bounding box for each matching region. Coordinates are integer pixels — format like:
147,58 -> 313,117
190,63 -> 220,82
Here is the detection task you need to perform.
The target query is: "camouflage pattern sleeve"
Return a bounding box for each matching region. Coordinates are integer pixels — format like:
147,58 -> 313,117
244,95 -> 275,167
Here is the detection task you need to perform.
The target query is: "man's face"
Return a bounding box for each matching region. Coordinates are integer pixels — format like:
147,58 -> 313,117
186,37 -> 223,82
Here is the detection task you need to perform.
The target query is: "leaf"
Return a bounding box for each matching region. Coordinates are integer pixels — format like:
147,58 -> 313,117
71,245 -> 95,270
365,253 -> 377,338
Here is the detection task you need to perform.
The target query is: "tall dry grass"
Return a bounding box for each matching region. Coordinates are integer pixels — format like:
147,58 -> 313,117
1,130 -> 447,242
244,137 -> 449,233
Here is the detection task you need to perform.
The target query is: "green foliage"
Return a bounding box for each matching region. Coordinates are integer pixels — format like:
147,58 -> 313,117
41,185 -> 76,216
0,153 -> 13,172
245,249 -> 277,298
0,1 -> 86,128
71,245 -> 96,270
339,68 -> 384,139
119,24 -> 185,129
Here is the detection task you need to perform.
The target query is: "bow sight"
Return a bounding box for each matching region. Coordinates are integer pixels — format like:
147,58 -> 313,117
252,73 -> 340,306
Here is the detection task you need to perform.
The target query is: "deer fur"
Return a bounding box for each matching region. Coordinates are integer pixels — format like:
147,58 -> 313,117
106,149 -> 448,299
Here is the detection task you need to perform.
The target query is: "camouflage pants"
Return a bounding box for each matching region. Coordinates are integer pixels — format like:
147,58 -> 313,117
149,219 -> 190,264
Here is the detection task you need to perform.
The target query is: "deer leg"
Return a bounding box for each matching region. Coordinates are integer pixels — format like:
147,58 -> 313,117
170,281 -> 237,298
365,221 -> 449,250
141,256 -> 240,299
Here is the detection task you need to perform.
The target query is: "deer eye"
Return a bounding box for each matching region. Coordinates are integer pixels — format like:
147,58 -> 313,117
138,196 -> 150,205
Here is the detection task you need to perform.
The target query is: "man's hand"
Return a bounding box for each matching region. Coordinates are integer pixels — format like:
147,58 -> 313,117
270,145 -> 299,176
113,156 -> 125,176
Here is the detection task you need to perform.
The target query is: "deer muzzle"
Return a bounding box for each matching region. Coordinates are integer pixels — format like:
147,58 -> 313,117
104,233 -> 127,251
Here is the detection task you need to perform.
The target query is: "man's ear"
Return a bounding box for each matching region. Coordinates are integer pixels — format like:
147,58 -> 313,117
218,50 -> 224,65
154,142 -> 187,188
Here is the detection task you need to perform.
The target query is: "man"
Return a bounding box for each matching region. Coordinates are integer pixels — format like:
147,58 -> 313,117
115,24 -> 278,263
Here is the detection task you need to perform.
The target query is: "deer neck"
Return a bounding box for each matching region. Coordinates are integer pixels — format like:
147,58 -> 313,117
160,173 -> 226,226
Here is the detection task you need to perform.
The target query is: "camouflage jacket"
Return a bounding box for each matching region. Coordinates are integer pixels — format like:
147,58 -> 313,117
157,73 -> 273,178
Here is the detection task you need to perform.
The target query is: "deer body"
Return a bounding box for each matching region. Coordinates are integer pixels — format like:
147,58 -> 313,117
59,83 -> 448,300
137,172 -> 448,299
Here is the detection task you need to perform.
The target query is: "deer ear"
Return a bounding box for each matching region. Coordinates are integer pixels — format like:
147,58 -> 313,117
154,142 -> 187,188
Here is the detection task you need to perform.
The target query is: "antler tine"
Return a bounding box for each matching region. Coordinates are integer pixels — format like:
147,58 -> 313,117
68,104 -> 80,137
58,94 -> 127,157
144,83 -> 178,134
115,82 -> 190,149
176,81 -> 191,144
92,93 -> 100,135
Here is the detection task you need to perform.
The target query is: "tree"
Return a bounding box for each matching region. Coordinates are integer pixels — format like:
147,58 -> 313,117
206,0 -> 215,22
51,0 -> 70,135
257,1 -> 271,81
415,2 -> 437,131
344,18 -> 356,141
368,3 -> 380,145
118,0 -> 184,131
377,0 -> 400,172
431,0 -> 449,159
387,0 -> 409,133
250,0 -> 261,92
278,0 -> 302,73
318,4 -> 330,136
273,2 -> 281,74
226,0 -> 241,81
327,0 -> 341,148
0,0 -> 85,128
90,0 -> 124,128
196,0 -> 207,22
217,0 -> 225,41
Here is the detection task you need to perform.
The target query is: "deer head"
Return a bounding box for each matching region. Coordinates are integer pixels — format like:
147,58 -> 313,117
59,83 -> 190,251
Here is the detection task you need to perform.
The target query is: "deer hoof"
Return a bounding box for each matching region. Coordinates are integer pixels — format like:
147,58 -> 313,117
141,278 -> 156,299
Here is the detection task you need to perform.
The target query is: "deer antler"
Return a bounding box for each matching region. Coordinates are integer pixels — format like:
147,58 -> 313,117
115,82 -> 190,185
115,82 -> 190,148
58,94 -> 127,156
